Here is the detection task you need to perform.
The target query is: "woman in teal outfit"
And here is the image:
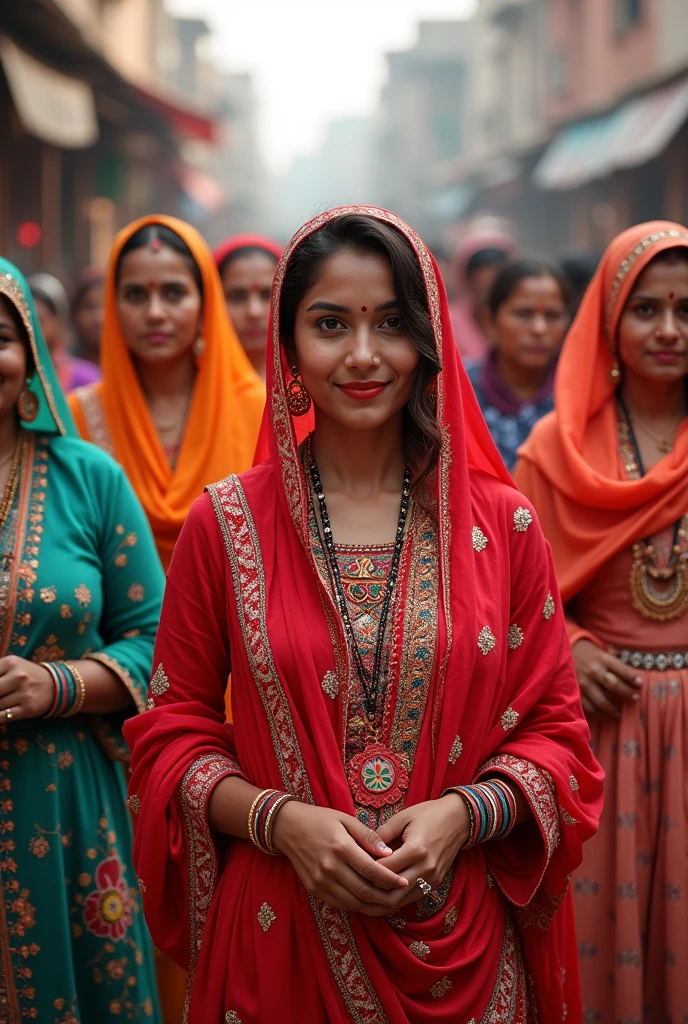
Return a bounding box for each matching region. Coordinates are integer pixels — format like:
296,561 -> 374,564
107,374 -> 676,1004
0,258 -> 163,1021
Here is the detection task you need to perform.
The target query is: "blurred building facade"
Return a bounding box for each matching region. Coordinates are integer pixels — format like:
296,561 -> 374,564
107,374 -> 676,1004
322,0 -> 688,256
463,0 -> 688,252
371,20 -> 476,238
0,0 -> 265,276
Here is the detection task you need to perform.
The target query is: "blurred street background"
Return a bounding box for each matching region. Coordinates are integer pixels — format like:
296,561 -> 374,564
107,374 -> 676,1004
2,0 -> 688,275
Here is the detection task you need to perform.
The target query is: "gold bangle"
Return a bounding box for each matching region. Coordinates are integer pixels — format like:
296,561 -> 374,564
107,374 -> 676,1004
64,662 -> 86,717
264,793 -> 295,854
247,789 -> 274,850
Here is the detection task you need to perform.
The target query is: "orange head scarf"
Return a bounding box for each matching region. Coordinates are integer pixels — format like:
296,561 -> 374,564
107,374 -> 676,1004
514,220 -> 688,602
72,214 -> 265,568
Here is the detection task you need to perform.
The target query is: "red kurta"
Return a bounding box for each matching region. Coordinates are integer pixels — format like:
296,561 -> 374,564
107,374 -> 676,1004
124,206 -> 603,1023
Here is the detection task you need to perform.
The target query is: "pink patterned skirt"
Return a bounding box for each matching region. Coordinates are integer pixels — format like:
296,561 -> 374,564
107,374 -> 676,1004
574,659 -> 688,1022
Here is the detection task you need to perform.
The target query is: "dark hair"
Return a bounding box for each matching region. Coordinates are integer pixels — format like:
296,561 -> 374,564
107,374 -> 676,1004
218,245 -> 279,277
487,257 -> 571,316
465,247 -> 510,279
0,296 -> 34,374
116,224 -> 203,298
648,245 -> 688,267
279,214 -> 441,489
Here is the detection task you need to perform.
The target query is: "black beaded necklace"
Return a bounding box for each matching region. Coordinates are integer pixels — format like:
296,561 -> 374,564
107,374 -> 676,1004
308,441 -> 411,723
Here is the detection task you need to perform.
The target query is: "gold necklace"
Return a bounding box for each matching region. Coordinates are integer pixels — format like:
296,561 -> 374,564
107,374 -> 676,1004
628,411 -> 680,454
618,409 -> 688,621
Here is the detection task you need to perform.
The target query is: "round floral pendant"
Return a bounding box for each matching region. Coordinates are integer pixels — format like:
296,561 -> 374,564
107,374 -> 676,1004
347,742 -> 409,808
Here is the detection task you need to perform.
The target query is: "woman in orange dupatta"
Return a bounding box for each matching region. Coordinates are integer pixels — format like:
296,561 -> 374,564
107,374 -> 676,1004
515,222 -> 688,1022
125,207 -> 601,1023
69,215 -> 265,570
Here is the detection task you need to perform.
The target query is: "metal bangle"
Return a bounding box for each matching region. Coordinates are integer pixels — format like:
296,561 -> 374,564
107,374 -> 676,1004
64,662 -> 86,717
247,789 -> 275,852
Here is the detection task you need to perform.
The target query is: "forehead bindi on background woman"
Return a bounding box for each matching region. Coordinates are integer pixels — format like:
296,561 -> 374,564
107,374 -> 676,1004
361,306 -> 368,312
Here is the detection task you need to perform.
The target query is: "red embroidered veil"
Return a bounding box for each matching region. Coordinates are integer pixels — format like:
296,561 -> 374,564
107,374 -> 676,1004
124,207 -> 602,1023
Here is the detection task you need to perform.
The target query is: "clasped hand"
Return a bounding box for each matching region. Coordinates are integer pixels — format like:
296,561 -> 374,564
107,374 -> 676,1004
271,794 -> 470,917
0,656 -> 54,721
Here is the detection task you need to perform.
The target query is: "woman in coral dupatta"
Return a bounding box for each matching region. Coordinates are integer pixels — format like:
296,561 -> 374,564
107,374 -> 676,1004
125,208 -> 601,1023
515,222 -> 688,1023
69,215 -> 265,570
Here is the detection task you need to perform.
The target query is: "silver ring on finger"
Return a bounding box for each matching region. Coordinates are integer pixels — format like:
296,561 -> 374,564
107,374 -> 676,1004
4,708 -> 14,722
417,877 -> 432,896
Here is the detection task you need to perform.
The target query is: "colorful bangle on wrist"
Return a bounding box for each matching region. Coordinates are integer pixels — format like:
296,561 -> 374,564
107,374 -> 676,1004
247,788 -> 295,856
447,778 -> 518,849
42,661 -> 86,718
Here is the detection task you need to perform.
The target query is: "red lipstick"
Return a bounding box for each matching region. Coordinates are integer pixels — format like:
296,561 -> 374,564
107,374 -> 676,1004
337,380 -> 389,400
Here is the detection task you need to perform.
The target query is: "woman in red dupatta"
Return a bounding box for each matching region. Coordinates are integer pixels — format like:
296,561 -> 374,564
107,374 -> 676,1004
124,207 -> 602,1023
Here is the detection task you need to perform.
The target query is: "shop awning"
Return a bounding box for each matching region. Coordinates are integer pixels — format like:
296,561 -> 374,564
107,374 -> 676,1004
134,85 -> 216,144
0,35 -> 98,147
534,75 -> 688,190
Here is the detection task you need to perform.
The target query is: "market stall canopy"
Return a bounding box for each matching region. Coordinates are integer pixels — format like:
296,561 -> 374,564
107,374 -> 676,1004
534,75 -> 688,190
134,85 -> 216,144
0,35 -> 98,147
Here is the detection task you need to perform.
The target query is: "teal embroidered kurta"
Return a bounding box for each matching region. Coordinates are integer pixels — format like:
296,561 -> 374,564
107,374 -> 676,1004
0,433 -> 164,1022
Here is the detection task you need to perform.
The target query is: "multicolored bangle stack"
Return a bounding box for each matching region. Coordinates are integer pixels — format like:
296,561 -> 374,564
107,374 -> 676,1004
449,778 -> 518,849
247,788 -> 295,856
42,661 -> 87,718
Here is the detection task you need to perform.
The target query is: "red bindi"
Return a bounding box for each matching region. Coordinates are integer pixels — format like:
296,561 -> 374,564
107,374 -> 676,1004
361,306 -> 368,312
669,292 -> 675,300
148,281 -> 156,289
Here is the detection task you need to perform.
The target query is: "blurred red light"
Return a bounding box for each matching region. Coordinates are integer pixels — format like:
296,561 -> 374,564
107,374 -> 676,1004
17,222 -> 42,248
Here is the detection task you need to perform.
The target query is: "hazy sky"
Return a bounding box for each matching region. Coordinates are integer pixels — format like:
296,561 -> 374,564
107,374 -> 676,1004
166,0 -> 476,174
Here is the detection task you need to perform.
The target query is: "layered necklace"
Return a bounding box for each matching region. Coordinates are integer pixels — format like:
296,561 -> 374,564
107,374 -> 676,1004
307,439 -> 412,808
617,397 -> 688,621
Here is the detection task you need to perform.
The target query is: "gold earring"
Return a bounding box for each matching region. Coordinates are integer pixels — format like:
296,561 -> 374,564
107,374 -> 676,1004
193,337 -> 206,358
610,357 -> 621,381
17,381 -> 39,422
287,365 -> 311,417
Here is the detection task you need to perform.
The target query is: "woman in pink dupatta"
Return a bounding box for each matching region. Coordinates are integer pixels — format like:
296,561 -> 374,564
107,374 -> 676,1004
124,207 -> 602,1023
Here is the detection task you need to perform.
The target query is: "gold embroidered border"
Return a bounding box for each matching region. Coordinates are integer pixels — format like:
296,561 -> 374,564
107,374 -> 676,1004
71,385 -> 115,458
208,476 -> 313,802
0,871 -> 18,1023
180,753 -> 242,1023
390,506 -> 439,769
478,912 -> 526,1024
209,474 -> 389,1024
477,754 -> 560,904
85,651 -> 146,713
0,434 -> 34,657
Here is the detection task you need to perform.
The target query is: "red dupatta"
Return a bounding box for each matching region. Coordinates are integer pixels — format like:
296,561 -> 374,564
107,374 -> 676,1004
124,207 -> 602,1023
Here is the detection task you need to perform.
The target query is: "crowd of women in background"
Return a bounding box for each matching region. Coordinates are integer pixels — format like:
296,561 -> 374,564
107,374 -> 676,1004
0,206 -> 682,1024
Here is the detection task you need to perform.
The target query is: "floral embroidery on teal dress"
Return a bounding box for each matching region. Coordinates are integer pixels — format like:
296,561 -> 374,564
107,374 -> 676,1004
0,258 -> 163,1023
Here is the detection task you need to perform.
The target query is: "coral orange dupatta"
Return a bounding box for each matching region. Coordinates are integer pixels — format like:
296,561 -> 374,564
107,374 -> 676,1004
515,221 -> 688,603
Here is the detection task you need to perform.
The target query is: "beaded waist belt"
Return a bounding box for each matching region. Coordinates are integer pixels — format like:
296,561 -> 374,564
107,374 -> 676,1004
614,648 -> 688,671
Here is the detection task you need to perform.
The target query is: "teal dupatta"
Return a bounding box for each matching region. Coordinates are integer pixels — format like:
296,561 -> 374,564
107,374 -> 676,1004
0,260 -> 163,1021
0,258 -> 77,437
